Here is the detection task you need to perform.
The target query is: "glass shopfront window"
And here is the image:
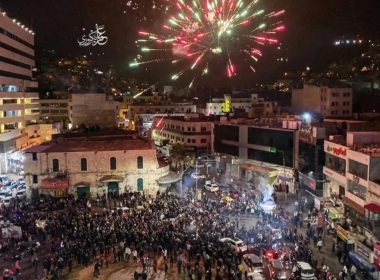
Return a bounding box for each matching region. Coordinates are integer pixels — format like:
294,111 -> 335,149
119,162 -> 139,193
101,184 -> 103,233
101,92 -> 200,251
348,160 -> 368,180
348,179 -> 367,200
325,153 -> 346,175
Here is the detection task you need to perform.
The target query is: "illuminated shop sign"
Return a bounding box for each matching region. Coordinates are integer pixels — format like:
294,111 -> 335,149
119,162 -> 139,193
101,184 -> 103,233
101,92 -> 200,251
326,145 -> 347,157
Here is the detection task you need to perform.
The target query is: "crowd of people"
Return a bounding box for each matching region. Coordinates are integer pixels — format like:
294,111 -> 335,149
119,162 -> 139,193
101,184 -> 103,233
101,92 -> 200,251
0,185 -> 368,280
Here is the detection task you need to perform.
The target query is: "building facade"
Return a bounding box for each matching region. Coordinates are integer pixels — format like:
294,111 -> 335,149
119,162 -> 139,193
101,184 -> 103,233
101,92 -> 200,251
214,119 -> 299,193
24,135 -> 169,198
292,84 -> 353,118
152,113 -> 214,155
126,103 -> 196,122
39,98 -> 70,125
322,131 -> 380,266
70,93 -> 119,128
205,94 -> 263,116
0,12 -> 40,173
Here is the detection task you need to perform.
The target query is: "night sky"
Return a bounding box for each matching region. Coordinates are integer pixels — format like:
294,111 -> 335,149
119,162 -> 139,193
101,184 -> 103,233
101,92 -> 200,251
1,0 -> 380,84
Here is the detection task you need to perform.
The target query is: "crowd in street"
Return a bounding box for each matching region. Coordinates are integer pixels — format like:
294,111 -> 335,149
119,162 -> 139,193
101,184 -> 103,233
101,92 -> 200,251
0,186 -> 370,280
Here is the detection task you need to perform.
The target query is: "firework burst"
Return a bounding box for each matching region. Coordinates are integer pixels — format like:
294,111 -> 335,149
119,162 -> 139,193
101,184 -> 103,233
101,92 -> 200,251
130,0 -> 285,87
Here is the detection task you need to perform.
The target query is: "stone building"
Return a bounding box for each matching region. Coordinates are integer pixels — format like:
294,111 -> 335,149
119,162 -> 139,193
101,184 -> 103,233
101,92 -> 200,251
23,134 -> 169,198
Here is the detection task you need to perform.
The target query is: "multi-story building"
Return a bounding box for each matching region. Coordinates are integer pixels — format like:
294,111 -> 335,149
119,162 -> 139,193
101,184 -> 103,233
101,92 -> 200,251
0,12 -> 41,173
70,93 -> 119,128
214,118 -> 299,193
126,103 -> 196,122
24,134 -> 169,198
39,98 -> 70,125
323,131 -> 380,263
205,94 -> 264,116
292,84 -> 353,118
152,113 -> 214,155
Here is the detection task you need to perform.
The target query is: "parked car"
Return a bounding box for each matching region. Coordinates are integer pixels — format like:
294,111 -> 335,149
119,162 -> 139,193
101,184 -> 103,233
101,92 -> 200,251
0,189 -> 11,200
219,237 -> 248,253
297,261 -> 315,280
15,190 -> 26,199
0,175 -> 9,186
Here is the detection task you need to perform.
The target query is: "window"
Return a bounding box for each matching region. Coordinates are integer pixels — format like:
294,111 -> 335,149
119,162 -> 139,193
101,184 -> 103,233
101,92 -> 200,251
201,127 -> 207,132
80,158 -> 87,171
32,153 -> 37,161
348,180 -> 367,200
137,156 -> 144,169
137,178 -> 144,191
110,157 -> 117,170
201,139 -> 207,143
32,175 -> 38,184
192,139 -> 196,143
344,92 -> 351,97
325,154 -> 346,175
52,159 -> 59,172
187,139 -> 191,143
348,159 -> 368,180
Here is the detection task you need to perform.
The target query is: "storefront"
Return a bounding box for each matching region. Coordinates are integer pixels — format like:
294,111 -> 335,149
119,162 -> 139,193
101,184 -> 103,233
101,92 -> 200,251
41,178 -> 69,197
240,160 -> 295,193
374,243 -> 380,271
343,195 -> 366,227
323,141 -> 348,199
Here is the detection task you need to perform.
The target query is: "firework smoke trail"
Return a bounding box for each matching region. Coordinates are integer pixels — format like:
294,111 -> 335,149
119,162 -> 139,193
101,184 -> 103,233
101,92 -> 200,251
130,0 -> 285,85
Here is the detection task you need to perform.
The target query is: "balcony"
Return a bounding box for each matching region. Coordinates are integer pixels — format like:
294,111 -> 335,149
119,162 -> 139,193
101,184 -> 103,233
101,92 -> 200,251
0,103 -> 24,111
0,115 -> 23,124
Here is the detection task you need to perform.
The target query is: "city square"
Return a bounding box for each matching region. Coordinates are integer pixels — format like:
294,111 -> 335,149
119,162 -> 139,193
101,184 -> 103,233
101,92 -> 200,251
0,1 -> 380,280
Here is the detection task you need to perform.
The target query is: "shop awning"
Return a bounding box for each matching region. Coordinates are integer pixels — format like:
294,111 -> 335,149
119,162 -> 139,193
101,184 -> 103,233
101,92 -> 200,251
328,207 -> 343,220
343,196 -> 365,216
74,181 -> 91,188
157,171 -> 181,184
348,251 -> 376,273
41,178 -> 69,189
240,163 -> 275,174
365,203 -> 380,213
99,175 -> 124,183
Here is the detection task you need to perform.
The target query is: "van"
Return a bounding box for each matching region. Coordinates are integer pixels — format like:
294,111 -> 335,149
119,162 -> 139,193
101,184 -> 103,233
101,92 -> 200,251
297,261 -> 315,280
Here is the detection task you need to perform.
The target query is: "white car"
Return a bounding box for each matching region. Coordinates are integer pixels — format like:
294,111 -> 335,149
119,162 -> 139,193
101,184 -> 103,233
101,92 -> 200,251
205,183 -> 219,192
0,190 -> 11,200
191,172 -> 206,179
15,190 -> 26,199
220,237 -> 247,253
297,261 -> 315,280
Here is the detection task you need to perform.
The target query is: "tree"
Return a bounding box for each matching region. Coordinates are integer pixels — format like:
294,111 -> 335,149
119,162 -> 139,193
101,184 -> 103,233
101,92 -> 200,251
170,143 -> 194,170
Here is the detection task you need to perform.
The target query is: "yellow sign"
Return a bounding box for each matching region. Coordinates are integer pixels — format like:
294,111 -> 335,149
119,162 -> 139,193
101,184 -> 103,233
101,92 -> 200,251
336,225 -> 349,241
224,96 -> 231,112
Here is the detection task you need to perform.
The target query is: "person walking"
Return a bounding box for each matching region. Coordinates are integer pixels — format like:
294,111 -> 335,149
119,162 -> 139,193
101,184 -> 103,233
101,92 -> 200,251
317,238 -> 323,252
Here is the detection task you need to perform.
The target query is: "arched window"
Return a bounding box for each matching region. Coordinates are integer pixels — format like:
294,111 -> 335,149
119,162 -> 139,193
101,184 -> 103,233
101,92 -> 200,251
52,159 -> 59,172
137,178 -> 143,191
137,156 -> 144,169
80,158 -> 87,171
110,157 -> 117,170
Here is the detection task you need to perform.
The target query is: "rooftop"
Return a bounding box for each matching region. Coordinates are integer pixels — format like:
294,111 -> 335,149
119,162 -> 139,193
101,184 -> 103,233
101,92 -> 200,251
25,136 -> 153,153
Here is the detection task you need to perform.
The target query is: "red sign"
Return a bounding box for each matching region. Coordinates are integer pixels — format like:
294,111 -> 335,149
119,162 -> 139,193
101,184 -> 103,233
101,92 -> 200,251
41,179 -> 69,189
326,145 -> 347,157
